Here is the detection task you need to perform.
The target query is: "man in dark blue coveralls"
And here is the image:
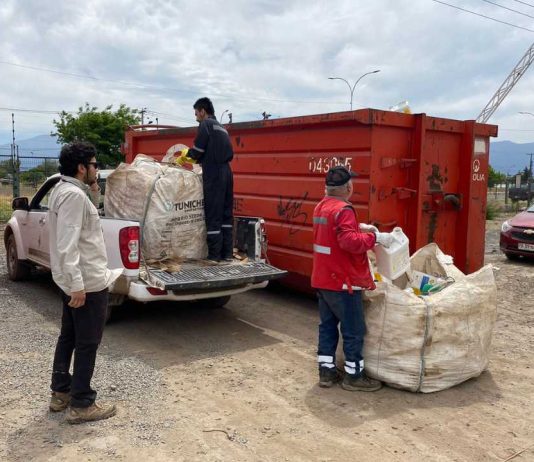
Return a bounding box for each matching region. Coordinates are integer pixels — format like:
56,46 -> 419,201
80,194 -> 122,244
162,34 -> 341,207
186,97 -> 234,261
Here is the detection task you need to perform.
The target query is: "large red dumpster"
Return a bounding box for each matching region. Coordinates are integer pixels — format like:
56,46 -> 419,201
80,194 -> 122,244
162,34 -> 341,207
122,109 -> 498,290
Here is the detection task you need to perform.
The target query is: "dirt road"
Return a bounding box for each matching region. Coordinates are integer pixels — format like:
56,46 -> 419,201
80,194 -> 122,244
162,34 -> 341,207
0,218 -> 533,461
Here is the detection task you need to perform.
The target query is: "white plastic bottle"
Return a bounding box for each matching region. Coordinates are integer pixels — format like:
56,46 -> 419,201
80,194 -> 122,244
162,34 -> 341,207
374,227 -> 410,280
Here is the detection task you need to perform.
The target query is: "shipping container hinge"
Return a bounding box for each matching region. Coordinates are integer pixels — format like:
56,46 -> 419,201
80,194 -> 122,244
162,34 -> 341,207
380,157 -> 417,169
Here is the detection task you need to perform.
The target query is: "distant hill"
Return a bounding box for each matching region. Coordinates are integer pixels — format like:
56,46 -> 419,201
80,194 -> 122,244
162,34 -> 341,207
490,141 -> 534,175
0,134 -> 60,171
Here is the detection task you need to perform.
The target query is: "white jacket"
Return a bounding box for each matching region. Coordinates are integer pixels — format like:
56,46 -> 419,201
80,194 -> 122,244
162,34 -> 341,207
48,176 -> 122,294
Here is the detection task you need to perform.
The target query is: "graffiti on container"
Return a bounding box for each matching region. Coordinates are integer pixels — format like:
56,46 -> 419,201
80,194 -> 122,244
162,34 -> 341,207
233,197 -> 245,214
427,164 -> 444,192
308,156 -> 353,174
277,192 -> 309,235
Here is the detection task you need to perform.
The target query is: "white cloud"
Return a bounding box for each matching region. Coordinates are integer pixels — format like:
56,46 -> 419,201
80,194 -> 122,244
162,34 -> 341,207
1,0 -> 534,145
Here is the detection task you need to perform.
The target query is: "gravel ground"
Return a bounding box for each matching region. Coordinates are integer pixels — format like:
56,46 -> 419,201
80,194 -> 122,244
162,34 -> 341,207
0,225 -> 171,460
0,218 -> 533,461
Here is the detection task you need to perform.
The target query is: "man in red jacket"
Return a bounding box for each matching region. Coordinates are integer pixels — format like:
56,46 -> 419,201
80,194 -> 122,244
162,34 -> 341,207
312,166 -> 393,391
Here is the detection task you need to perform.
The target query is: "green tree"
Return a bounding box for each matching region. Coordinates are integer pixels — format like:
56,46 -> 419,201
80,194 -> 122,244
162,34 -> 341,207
0,159 -> 13,178
52,103 -> 141,167
488,165 -> 506,188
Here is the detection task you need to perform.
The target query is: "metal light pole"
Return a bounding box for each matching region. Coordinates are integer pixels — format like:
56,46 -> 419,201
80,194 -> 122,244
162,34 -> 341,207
328,70 -> 380,110
220,109 -> 229,123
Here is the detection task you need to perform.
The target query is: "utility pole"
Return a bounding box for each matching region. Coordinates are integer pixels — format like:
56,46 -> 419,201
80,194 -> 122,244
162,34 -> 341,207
527,153 -> 534,207
11,113 -> 20,198
140,107 -> 147,125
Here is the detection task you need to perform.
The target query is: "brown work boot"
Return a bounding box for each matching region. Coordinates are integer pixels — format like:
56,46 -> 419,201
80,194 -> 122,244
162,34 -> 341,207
49,391 -> 71,412
341,372 -> 382,392
66,402 -> 117,424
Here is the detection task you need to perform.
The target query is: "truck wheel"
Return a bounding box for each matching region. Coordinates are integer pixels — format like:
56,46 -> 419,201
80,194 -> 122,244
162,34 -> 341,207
194,295 -> 231,309
105,294 -> 125,323
6,234 -> 31,281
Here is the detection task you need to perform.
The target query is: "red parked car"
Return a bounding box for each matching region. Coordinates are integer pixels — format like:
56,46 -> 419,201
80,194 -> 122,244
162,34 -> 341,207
500,204 -> 534,260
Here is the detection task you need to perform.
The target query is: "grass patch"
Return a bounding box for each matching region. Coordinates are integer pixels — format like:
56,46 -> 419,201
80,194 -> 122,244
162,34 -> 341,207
0,198 -> 12,223
486,201 -> 501,220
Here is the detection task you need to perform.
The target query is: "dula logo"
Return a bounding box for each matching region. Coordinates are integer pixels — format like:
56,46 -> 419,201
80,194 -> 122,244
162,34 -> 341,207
472,159 -> 485,182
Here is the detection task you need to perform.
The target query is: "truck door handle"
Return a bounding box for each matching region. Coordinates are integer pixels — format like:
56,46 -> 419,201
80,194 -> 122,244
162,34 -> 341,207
39,217 -> 46,225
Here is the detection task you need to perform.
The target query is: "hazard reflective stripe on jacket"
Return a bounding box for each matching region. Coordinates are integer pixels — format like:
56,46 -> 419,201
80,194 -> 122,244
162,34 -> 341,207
311,196 -> 376,292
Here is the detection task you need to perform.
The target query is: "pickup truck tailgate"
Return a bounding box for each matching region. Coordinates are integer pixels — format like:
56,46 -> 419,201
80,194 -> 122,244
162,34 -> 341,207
141,261 -> 287,291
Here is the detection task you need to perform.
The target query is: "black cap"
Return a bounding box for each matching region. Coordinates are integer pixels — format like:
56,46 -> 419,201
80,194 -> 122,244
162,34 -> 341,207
325,165 -> 357,186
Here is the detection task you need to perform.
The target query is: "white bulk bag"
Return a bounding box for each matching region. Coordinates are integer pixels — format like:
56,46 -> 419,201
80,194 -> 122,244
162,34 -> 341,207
104,154 -> 207,261
363,243 -> 497,392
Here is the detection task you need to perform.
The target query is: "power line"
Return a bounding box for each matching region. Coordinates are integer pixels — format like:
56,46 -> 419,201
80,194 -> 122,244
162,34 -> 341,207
431,0 -> 534,32
510,0 -> 534,9
0,105 -> 192,126
0,60 -> 347,106
145,110 -> 191,124
478,0 -> 534,19
0,106 -> 73,114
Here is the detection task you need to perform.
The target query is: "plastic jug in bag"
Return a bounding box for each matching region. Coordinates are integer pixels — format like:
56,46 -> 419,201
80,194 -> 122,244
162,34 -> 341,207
374,227 -> 410,280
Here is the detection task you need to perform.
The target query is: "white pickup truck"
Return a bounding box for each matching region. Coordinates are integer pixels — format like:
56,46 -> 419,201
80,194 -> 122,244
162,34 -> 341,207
4,173 -> 286,315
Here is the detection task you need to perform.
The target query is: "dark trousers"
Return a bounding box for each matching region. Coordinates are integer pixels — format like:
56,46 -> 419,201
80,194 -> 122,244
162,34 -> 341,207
317,289 -> 366,376
203,163 -> 234,260
51,288 -> 108,408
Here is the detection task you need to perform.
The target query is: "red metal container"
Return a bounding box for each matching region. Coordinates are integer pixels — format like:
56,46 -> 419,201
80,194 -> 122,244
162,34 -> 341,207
122,109 -> 497,290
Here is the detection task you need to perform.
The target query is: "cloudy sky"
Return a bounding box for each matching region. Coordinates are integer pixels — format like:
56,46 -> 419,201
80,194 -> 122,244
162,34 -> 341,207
1,0 -> 534,147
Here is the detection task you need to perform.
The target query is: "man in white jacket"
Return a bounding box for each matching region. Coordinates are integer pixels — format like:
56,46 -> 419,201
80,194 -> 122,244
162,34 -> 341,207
48,141 -> 121,424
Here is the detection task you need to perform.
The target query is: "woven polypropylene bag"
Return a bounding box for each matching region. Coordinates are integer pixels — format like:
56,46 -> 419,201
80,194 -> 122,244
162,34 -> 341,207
363,243 -> 497,392
104,154 -> 208,261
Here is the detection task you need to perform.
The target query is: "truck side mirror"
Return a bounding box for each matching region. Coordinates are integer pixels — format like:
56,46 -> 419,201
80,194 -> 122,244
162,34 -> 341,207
12,197 -> 29,211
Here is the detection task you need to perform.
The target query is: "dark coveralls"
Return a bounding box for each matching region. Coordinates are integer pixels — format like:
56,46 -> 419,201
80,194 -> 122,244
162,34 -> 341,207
188,115 -> 234,260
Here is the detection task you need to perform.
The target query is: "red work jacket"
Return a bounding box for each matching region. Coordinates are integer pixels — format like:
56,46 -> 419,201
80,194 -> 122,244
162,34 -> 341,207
311,196 -> 376,292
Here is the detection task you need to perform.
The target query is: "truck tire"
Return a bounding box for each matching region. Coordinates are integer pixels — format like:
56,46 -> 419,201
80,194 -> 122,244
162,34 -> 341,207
194,295 -> 231,309
105,294 -> 126,323
6,234 -> 31,281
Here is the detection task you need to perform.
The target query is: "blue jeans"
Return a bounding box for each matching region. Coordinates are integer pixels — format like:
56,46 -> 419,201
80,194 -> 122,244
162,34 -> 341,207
317,289 -> 366,376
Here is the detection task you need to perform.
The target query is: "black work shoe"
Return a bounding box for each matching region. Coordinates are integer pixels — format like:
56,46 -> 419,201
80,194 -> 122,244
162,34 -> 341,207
318,367 -> 342,388
341,372 -> 382,392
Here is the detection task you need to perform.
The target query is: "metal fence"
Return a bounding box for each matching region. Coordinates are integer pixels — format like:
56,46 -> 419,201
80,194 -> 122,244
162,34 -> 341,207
0,155 -> 59,222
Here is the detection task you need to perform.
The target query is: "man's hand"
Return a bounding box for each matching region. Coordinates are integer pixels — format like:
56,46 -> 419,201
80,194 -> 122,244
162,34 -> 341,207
359,223 -> 378,233
89,181 -> 100,193
68,290 -> 86,308
375,232 -> 394,248
175,149 -> 196,167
